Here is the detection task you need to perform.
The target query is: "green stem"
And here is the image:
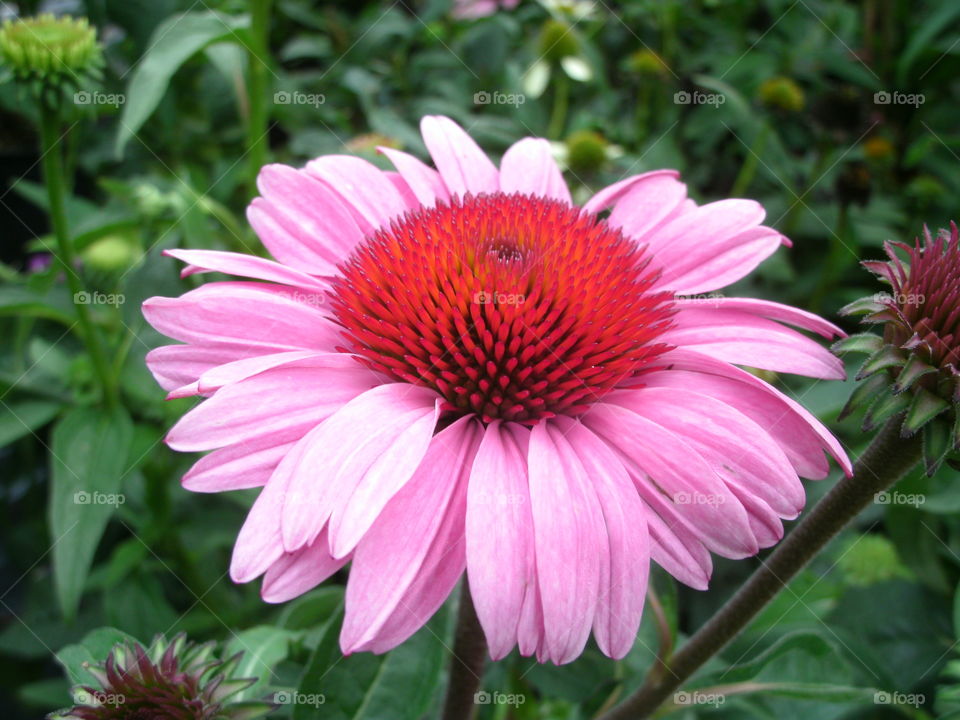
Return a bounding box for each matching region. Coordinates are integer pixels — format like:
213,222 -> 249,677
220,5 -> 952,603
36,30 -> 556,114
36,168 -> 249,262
548,71 -> 569,140
598,416 -> 923,720
38,102 -> 117,408
441,582 -> 487,720
246,0 -> 273,198
730,124 -> 769,197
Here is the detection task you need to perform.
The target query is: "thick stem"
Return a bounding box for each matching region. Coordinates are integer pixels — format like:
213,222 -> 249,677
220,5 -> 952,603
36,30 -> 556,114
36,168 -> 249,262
441,582 -> 487,720
547,71 -> 569,140
599,416 -> 923,720
38,102 -> 117,407
246,0 -> 272,197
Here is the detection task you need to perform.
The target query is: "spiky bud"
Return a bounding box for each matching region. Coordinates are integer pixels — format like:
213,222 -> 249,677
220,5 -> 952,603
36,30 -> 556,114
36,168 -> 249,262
835,223 -> 960,475
565,129 -> 608,174
757,76 -> 805,112
48,633 -> 274,720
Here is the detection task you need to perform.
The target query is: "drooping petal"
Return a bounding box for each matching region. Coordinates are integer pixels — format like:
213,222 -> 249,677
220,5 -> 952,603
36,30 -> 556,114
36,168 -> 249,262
166,358 -> 379,451
583,169 -> 681,215
229,469 -> 292,583
664,226 -> 783,295
305,155 -> 409,233
527,422 -> 604,664
499,137 -> 571,204
341,416 -> 482,652
420,115 -> 499,196
261,527 -> 350,603
603,172 -> 688,238
465,421 -> 533,660
145,343 -> 260,392
378,146 -> 451,208
164,249 -> 329,289
182,436 -> 294,492
143,282 -> 339,351
552,418 -> 649,660
279,384 -> 442,555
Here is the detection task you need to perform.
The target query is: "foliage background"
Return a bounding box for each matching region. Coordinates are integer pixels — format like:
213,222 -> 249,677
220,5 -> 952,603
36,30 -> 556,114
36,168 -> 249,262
2,0 -> 960,718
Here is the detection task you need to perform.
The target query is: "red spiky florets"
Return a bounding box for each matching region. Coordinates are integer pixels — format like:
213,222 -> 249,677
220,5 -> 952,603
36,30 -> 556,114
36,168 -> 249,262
330,193 -> 675,424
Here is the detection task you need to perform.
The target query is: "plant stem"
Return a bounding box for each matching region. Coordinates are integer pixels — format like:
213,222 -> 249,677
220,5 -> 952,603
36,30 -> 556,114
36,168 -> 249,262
598,416 -> 923,720
442,581 -> 487,720
548,71 -> 569,140
246,0 -> 272,198
38,102 -> 117,408
730,123 -> 769,197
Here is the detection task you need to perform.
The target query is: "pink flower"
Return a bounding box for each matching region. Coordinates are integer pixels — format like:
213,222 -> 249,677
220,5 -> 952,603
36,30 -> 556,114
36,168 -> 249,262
452,0 -> 520,19
144,116 -> 851,665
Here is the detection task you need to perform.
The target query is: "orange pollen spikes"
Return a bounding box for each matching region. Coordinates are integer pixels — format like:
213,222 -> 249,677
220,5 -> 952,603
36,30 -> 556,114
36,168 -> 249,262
330,192 -> 676,424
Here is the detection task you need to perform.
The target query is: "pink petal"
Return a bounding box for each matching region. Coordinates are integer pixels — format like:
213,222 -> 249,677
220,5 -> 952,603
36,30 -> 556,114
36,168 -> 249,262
229,469 -> 292,583
145,343 -> 259,392
305,155 -> 408,234
341,416 -> 482,652
279,384 -> 442,554
465,421 -> 533,660
163,249 -> 329,289
644,501 -> 712,590
605,172 -> 688,240
656,348 -> 851,477
194,350 -> 338,395
584,403 -> 758,559
499,138 -> 571,203
166,359 -> 379,451
662,226 -> 783,295
528,422 -> 603,664
556,418 -> 650,660
583,170 -> 681,215
378,146 -> 451,208
385,171 -> 421,209
182,437 -> 294,492
681,297 -> 845,339
663,307 -> 845,379
261,527 -> 349,603
420,115 -> 499,197
143,282 -> 339,351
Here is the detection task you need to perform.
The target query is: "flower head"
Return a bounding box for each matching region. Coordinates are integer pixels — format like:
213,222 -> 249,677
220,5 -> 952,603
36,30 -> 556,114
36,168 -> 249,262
836,223 -> 960,473
144,115 -> 850,664
49,633 -> 273,720
0,14 -> 101,94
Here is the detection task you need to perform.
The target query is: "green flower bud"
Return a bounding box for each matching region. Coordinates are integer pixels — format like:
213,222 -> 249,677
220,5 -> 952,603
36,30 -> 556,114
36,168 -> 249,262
564,129 -> 608,174
757,76 -> 804,113
836,534 -> 909,586
0,14 -> 102,92
626,48 -> 669,78
538,20 -> 579,63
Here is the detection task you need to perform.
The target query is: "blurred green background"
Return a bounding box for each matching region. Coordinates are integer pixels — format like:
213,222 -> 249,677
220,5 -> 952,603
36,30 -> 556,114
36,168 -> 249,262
2,0 -> 960,718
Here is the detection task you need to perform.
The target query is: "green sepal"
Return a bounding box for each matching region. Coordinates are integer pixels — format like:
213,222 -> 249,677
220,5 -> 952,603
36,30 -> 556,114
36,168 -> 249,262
839,296 -> 887,316
863,386 -> 911,431
893,354 -> 938,394
901,387 -> 951,437
832,333 -> 884,356
855,345 -> 904,381
838,372 -> 888,421
923,417 -> 953,476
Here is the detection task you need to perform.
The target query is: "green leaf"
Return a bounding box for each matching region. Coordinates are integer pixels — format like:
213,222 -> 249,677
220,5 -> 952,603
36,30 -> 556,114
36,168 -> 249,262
695,631 -> 841,687
224,626 -> 297,701
0,399 -> 62,447
897,3 -> 960,83
831,333 -> 884,356
894,354 -> 938,394
952,579 -> 960,639
902,388 -> 950,436
838,372 -> 887,421
855,345 -> 903,380
116,11 -> 248,156
54,626 -> 139,686
0,283 -> 77,325
862,387 -> 910,431
924,418 -> 953,476
49,406 -> 134,619
294,599 -> 450,720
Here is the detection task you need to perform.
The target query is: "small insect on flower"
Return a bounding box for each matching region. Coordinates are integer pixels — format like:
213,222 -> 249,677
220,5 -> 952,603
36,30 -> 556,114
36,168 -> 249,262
144,116 -> 850,664
48,633 -> 274,720
836,222 -> 960,475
